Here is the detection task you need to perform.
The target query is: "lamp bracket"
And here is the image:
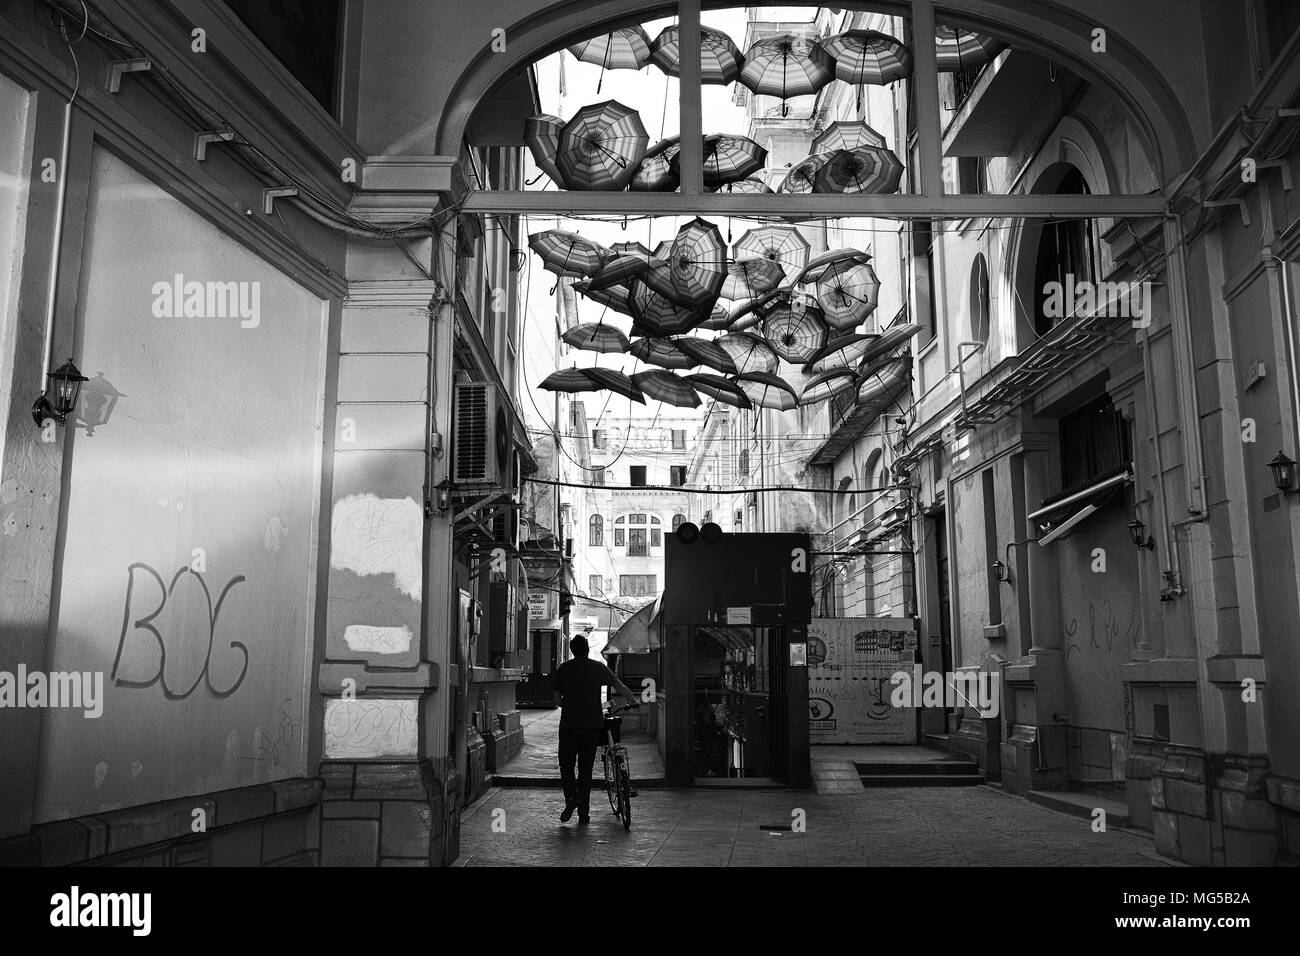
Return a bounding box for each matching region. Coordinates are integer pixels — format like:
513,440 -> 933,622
105,58 -> 152,93
194,131 -> 235,162
263,185 -> 299,215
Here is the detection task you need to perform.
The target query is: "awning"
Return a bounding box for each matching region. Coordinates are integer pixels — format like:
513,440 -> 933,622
606,595 -> 663,654
1029,468 -> 1131,546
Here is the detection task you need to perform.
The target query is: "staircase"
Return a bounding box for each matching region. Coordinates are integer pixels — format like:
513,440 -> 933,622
853,756 -> 985,787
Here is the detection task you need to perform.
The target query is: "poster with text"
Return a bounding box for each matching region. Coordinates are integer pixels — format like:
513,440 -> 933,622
807,618 -> 918,744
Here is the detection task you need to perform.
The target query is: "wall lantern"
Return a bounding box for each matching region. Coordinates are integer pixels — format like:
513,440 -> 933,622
31,358 -> 88,427
435,479 -> 453,512
991,559 -> 1011,584
1267,450 -> 1297,495
1127,517 -> 1155,550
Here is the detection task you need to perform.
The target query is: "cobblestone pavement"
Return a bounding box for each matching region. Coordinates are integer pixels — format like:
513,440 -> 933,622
455,785 -> 1174,866
497,707 -> 665,781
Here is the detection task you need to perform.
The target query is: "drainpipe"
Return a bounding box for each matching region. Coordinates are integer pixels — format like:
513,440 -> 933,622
1163,214 -> 1211,520
40,102 -> 74,379
1139,328 -> 1179,593
1268,251 -> 1300,443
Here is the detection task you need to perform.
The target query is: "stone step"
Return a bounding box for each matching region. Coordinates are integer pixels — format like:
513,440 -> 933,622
1027,790 -> 1131,828
857,773 -> 985,787
854,759 -> 979,775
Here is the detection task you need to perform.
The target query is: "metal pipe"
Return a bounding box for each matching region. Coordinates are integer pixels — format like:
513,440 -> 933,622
1140,328 -> 1178,579
40,101 -> 73,377
1271,253 -> 1300,445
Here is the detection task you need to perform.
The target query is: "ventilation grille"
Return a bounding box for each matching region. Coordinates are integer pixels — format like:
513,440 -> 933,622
454,383 -> 490,482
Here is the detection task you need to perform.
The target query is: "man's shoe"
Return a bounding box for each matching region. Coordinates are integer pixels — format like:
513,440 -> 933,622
560,801 -> 576,822
577,812 -> 591,825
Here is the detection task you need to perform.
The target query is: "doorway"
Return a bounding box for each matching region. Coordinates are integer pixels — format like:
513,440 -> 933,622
690,625 -> 787,782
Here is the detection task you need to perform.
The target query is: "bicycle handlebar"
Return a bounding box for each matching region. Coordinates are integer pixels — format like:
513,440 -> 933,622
605,701 -> 641,715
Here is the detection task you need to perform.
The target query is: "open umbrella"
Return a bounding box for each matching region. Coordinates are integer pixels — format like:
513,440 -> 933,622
818,29 -> 912,85
811,121 -> 888,154
556,100 -> 649,191
628,279 -> 708,335
568,27 -> 652,92
811,260 -> 881,331
855,322 -> 921,366
716,332 -> 779,375
631,369 -> 701,408
803,332 -> 881,373
675,337 -> 738,375
855,356 -> 912,408
539,368 -> 602,393
671,134 -> 768,190
649,24 -> 744,85
795,247 -> 874,284
698,305 -> 732,331
572,277 -> 633,315
736,371 -> 799,410
721,257 -> 786,301
799,367 -> 858,405
813,145 -> 905,194
739,34 -> 835,116
664,217 -> 727,306
584,366 -> 647,404
762,305 -> 829,363
529,230 -> 611,292
629,136 -> 681,192
524,114 -> 567,188
727,289 -> 783,331
935,26 -> 1006,71
720,177 -> 773,194
777,150 -> 837,194
585,252 -> 658,291
562,323 -> 630,354
686,373 -> 753,409
734,224 -> 810,275
630,336 -> 693,369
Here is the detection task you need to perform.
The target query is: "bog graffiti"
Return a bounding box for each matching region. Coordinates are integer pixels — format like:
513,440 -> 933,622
112,562 -> 250,699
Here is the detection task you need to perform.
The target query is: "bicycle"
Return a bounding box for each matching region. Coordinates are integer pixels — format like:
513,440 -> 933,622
600,701 -> 640,831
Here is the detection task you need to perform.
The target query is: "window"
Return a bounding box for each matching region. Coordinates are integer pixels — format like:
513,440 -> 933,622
630,465 -> 647,486
1033,167 -> 1097,336
620,574 -> 657,597
970,254 -> 990,345
738,448 -> 749,476
592,428 -> 606,449
222,0 -> 341,111
733,509 -> 742,530
671,429 -> 686,449
1059,396 -> 1132,493
589,515 -> 603,547
592,469 -> 605,486
650,515 -> 662,547
628,528 -> 647,556
912,220 -> 938,348
670,465 -> 687,486
672,513 -> 686,530
589,574 -> 603,596
614,525 -> 625,547
703,509 -> 713,524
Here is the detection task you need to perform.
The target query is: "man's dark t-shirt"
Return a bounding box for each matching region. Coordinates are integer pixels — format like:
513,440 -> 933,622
552,656 -> 618,729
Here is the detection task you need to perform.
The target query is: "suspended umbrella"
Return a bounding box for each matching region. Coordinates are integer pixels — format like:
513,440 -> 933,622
855,322 -> 921,366
811,261 -> 881,331
556,100 -> 649,191
720,177 -> 773,194
855,356 -> 912,407
727,289 -> 783,331
721,257 -> 786,301
529,230 -> 611,292
716,332 -> 779,375
675,337 -> 738,375
664,217 -> 727,306
818,29 -> 912,85
539,368 -> 603,393
698,305 -> 732,331
631,369 -> 701,408
799,367 -> 858,405
572,277 -> 633,315
584,366 -> 647,404
734,224 -> 810,275
628,279 -> 708,335
686,373 -> 753,410
649,24 -> 745,85
568,27 -> 653,92
524,114 -> 567,188
629,136 -> 681,192
670,134 -> 768,190
612,240 -> 653,258
562,323 -> 630,354
736,371 -> 799,411
630,336 -> 693,370
813,145 -> 905,194
739,34 -> 835,116
777,151 -> 837,194
935,26 -> 1006,72
811,120 -> 888,154
795,247 -> 873,284
585,253 -> 657,291
803,332 -> 881,373
761,305 -> 829,363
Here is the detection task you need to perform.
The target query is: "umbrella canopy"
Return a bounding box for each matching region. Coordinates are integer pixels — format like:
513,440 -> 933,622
739,34 -> 835,115
721,257 -> 786,301
629,136 -> 681,192
727,289 -> 783,331
811,120 -> 888,154
734,224 -> 811,275
935,26 -> 1006,71
561,323 -> 630,354
799,367 -> 858,405
855,356 -> 912,407
814,146 -> 905,194
664,217 -> 727,306
630,336 -> 693,369
528,229 -> 610,278
585,253 -> 657,291
628,279 -> 708,335
716,332 -> 779,375
776,150 -> 837,194
670,134 -> 768,190
568,26 -> 653,72
736,371 -> 799,410
631,369 -> 701,408
818,29 -> 913,85
803,332 -> 881,372
675,337 -> 738,375
649,24 -> 744,84
719,177 -> 773,194
539,368 -> 602,393
762,306 -> 830,363
795,247 -> 874,284
811,260 -> 881,331
698,305 -> 732,330
524,114 -> 567,188
856,322 -> 921,366
686,373 -> 753,409
556,100 -> 649,191
583,366 -> 647,404
572,278 -> 633,314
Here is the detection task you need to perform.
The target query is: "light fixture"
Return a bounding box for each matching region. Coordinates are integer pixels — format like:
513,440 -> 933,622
991,559 -> 1011,583
1127,517 -> 1155,550
1267,450 -> 1297,495
31,358 -> 87,427
435,479 -> 453,512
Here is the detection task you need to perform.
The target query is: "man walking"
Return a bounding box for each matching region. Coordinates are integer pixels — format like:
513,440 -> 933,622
551,635 -> 639,824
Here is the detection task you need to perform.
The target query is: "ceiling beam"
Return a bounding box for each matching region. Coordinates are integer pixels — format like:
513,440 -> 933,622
678,0 -> 703,195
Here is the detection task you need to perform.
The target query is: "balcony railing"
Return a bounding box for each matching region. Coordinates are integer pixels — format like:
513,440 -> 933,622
627,542 -> 648,557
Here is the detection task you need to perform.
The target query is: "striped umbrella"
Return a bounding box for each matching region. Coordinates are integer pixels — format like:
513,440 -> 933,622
585,252 -> 657,291
698,305 -> 732,331
855,356 -> 912,407
935,26 -> 1006,71
803,332 -> 881,373
584,366 -> 647,404
716,332 -> 779,375
649,24 -> 745,85
855,322 -> 921,366
664,217 -> 727,306
720,177 -> 773,194
686,373 -> 753,409
630,336 -> 693,370
799,367 -> 858,405
675,337 -> 738,375
556,100 -> 649,191
734,224 -> 810,274
762,305 -> 829,363
572,277 -> 633,315
631,369 -> 701,408
727,289 -> 783,331
739,34 -> 835,116
524,114 -> 567,188
671,135 -> 768,190
721,257 -> 786,301
539,368 -> 602,393
796,247 -> 874,284
776,151 -> 837,194
561,323 -> 630,354
811,260 -> 881,331
811,121 -> 888,154
528,230 -> 611,289
568,27 -> 652,92
736,371 -> 799,410
813,145 -> 905,194
630,136 -> 681,192
628,279 -> 707,335
818,29 -> 912,85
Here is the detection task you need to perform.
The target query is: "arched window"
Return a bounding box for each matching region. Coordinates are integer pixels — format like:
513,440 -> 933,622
589,514 -> 603,547
672,513 -> 686,531
615,513 -> 661,554
1033,165 -> 1097,336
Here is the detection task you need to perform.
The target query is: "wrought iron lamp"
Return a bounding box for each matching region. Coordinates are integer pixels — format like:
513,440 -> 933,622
31,358 -> 88,427
1267,450 -> 1297,495
1127,517 -> 1155,550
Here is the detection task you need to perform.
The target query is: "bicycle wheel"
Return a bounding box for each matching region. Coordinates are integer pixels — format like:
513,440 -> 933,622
603,750 -> 619,813
617,758 -> 632,831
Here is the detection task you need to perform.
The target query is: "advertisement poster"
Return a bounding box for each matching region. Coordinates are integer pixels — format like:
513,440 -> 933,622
807,618 -> 918,745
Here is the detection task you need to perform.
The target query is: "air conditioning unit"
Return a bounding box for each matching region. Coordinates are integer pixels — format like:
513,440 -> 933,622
453,381 -> 513,486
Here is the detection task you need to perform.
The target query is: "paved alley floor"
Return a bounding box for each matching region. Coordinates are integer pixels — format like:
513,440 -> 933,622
455,784 -> 1173,867
496,706 -> 665,782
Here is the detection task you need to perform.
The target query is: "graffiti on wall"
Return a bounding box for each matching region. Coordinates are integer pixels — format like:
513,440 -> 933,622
1065,595 -> 1140,658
